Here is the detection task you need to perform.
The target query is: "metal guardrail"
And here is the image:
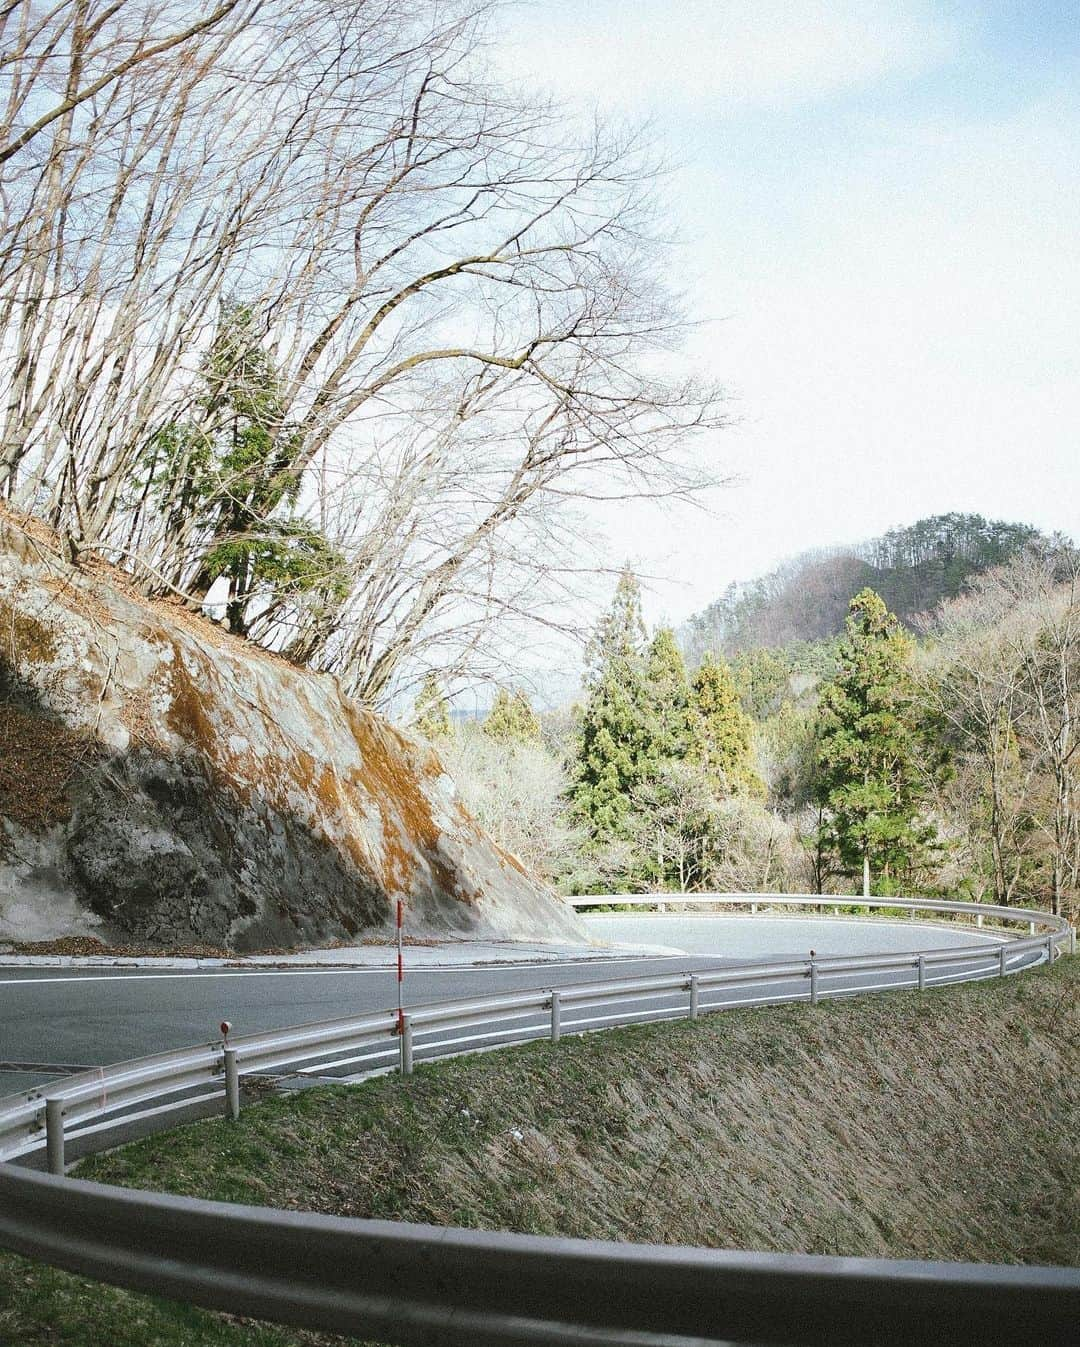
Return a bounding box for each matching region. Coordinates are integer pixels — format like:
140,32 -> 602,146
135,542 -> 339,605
1,1163 -> 1078,1347
0,895 -> 1072,1171
0,894 -> 1076,1344
567,891 -> 1075,930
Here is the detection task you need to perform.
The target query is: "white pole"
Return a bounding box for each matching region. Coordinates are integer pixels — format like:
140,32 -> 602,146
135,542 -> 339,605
396,898 -> 405,1035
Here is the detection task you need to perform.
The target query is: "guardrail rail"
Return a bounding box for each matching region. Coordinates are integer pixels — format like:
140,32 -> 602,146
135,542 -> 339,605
0,893 -> 1075,1345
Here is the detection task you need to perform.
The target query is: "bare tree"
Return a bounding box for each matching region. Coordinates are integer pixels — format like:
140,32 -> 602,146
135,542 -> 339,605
1012,554 -> 1080,915
1,0 -> 730,701
921,589 -> 1039,905
0,0 -> 248,167
924,549 -> 1080,915
439,722 -> 586,888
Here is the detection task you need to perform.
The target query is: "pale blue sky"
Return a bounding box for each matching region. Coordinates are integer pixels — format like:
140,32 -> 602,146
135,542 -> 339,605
496,2 -> 1080,630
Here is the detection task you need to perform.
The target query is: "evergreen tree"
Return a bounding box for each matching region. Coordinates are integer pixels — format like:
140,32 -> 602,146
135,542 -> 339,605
572,568 -> 656,838
413,674 -> 452,741
483,688 -> 541,744
690,653 -> 763,796
645,628 -> 694,763
731,646 -> 791,719
757,699 -> 819,810
584,564 -> 649,681
812,588 -> 938,895
145,301 -> 345,634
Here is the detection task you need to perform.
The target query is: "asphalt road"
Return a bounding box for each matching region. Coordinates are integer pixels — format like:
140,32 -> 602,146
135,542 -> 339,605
0,954 -> 714,1094
0,937 -> 1030,1100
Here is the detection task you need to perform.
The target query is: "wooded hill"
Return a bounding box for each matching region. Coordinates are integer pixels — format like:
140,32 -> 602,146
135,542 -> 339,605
681,514 -> 1056,663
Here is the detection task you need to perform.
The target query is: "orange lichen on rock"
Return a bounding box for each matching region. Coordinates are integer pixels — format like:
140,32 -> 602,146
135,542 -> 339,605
0,505 -> 584,949
342,703 -> 463,900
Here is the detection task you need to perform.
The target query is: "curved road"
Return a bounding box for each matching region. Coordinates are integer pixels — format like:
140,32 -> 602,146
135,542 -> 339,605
0,925 -> 1023,1100
0,954 -> 703,1095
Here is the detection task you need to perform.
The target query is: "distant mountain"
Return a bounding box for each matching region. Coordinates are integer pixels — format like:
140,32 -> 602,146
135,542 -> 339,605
681,513 -> 1059,664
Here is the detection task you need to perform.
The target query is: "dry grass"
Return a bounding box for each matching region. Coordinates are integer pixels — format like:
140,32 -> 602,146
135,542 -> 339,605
0,700 -> 97,838
1,956 -> 1077,1345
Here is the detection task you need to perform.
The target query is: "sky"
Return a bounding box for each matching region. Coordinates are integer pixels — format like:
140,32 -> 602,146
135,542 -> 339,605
495,1 -> 1080,634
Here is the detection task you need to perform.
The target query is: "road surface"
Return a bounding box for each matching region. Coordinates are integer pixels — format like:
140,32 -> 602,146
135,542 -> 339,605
0,929 -> 1023,1099
0,954 -> 704,1095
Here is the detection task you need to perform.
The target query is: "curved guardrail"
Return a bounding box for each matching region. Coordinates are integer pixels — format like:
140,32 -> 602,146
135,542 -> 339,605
0,895 -> 1072,1171
2,1163 -> 1078,1347
0,893 -> 1075,1345
566,891 -> 1076,930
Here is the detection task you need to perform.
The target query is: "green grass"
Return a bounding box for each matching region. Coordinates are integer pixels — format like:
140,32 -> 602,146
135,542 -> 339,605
2,956 -> 1078,1346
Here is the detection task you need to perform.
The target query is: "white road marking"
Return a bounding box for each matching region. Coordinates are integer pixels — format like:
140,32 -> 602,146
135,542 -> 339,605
0,957 -> 677,988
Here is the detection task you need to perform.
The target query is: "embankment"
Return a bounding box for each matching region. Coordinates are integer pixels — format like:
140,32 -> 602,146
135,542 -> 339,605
1,958 -> 1076,1345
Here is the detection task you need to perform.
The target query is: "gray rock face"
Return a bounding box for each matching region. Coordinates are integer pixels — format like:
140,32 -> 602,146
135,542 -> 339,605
0,513 -> 582,950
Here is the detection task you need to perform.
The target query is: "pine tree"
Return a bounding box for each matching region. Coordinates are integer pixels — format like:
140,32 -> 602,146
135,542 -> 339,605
584,565 -> 649,683
644,628 -> 694,763
812,588 -> 938,895
690,653 -> 763,796
483,688 -> 541,744
413,674 -> 452,741
572,568 -> 656,838
146,301 -> 345,633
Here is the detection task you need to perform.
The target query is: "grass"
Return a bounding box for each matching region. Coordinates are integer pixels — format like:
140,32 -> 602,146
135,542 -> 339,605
2,956 -> 1078,1346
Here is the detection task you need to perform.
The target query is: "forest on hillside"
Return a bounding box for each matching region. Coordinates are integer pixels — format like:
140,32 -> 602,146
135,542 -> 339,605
431,542 -> 1080,920
680,514 -> 1052,662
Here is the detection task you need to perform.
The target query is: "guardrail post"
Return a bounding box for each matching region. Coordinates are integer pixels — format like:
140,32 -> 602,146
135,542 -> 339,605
1070,926 -> 1076,956
550,991 -> 562,1043
999,945 -> 1007,977
1029,920 -> 1037,935
689,975 -> 699,1020
976,912 -> 983,928
750,902 -> 758,915
809,960 -> 819,1006
917,955 -> 926,992
224,1047 -> 240,1121
45,1099 -> 65,1176
398,1015 -> 414,1075
1045,934 -> 1054,964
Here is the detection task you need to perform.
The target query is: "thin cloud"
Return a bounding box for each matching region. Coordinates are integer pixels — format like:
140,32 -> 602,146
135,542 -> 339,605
498,1 -> 959,111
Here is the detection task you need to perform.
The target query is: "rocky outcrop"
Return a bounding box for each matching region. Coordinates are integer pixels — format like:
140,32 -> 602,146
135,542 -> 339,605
0,512 -> 583,950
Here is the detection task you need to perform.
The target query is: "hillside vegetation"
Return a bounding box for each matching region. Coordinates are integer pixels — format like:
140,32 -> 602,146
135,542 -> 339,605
2,956 -> 1077,1346
680,514 -> 1051,661
443,547 -> 1080,921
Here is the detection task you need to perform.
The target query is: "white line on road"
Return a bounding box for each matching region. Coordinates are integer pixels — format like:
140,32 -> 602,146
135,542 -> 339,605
0,957 -> 676,988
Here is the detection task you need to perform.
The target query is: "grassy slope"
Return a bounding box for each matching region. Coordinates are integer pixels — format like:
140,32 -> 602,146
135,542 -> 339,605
2,957 -> 1078,1346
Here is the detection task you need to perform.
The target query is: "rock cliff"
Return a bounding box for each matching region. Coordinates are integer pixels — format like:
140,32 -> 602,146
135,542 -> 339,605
0,511 -> 582,950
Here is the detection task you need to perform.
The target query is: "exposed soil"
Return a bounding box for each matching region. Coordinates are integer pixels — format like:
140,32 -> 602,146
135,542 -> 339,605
0,702 -> 96,837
